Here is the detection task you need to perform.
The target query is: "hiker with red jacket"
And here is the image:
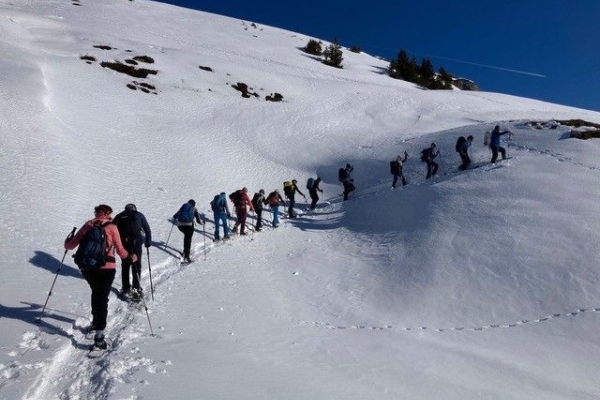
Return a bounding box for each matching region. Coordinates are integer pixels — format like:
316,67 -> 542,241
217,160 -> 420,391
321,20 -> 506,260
230,187 -> 255,235
64,204 -> 133,351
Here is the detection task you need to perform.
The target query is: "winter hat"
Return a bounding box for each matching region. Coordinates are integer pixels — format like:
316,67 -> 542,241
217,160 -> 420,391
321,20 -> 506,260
125,203 -> 137,211
431,142 -> 437,148
188,199 -> 196,206
259,189 -> 265,194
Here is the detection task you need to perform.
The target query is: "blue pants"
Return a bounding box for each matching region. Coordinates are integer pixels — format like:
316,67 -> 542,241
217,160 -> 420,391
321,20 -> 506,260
271,206 -> 280,227
214,212 -> 230,239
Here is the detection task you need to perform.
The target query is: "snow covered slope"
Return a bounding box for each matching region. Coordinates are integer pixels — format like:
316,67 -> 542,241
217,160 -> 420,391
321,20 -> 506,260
1,0 -> 600,399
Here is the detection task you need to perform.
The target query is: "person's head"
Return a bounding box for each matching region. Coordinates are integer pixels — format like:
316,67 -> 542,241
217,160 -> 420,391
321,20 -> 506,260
292,179 -> 297,184
125,203 -> 137,212
94,204 -> 113,217
467,135 -> 473,142
316,176 -> 321,182
431,142 -> 437,148
275,189 -> 280,194
220,192 -> 226,196
242,187 -> 248,193
259,189 -> 265,194
188,199 -> 196,206
346,163 -> 352,169
494,125 -> 500,131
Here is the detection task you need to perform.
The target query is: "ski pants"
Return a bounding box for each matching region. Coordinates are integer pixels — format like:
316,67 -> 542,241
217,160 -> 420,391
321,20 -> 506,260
309,189 -> 319,209
392,172 -> 407,188
214,212 -> 230,239
82,268 -> 116,331
490,146 -> 506,163
233,207 -> 248,234
177,225 -> 194,258
271,205 -> 280,227
343,181 -> 355,201
287,194 -> 296,216
255,208 -> 263,230
459,153 -> 471,170
120,240 -> 142,291
425,160 -> 439,179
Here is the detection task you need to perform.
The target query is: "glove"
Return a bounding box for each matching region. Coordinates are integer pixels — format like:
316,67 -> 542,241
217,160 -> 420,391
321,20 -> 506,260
227,213 -> 231,218
145,242 -> 151,248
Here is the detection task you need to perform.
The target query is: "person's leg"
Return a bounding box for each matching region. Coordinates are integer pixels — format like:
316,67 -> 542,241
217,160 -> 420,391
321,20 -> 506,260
182,226 -> 193,258
499,147 -> 507,159
392,173 -> 398,188
491,147 -> 499,163
121,258 -> 131,292
240,210 -> 248,234
132,244 -> 142,290
273,206 -> 279,227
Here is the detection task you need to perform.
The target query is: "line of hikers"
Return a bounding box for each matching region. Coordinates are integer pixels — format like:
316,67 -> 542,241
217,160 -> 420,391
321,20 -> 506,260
391,125 -> 514,186
63,125 -> 514,350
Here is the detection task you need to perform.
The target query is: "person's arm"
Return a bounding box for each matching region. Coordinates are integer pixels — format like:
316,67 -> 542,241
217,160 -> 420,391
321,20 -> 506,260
140,214 -> 152,247
64,222 -> 89,250
108,224 -> 130,260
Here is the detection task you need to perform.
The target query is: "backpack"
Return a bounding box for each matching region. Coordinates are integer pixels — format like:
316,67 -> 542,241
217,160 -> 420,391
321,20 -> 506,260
306,177 -> 315,190
210,194 -> 225,213
283,181 -> 293,197
420,148 -> 428,162
267,191 -> 280,206
73,222 -> 110,270
338,168 -> 347,182
455,136 -> 466,152
114,211 -> 140,245
229,190 -> 243,208
178,202 -> 195,223
390,160 -> 400,174
484,131 -> 491,147
251,193 -> 263,210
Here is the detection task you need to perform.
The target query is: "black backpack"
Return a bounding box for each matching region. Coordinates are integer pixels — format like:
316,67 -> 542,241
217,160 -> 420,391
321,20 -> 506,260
114,211 -> 140,246
390,160 -> 400,174
229,190 -> 243,207
338,168 -> 347,182
73,222 -> 110,270
455,136 -> 466,152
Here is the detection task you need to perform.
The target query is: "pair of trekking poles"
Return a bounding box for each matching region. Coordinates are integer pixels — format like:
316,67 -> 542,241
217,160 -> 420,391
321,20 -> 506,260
37,228 -> 155,336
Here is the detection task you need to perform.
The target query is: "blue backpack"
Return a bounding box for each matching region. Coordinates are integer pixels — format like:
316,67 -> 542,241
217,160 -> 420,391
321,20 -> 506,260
210,194 -> 226,213
306,177 -> 315,190
178,203 -> 195,223
73,222 -> 110,270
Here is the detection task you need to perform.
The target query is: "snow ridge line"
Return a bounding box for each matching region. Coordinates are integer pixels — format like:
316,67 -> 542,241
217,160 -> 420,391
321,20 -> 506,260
303,307 -> 600,333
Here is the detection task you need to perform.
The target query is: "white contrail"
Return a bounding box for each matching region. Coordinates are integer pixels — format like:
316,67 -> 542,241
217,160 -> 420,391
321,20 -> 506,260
421,54 -> 546,78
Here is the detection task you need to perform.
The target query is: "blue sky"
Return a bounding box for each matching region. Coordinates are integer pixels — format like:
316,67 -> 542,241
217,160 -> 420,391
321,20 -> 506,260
155,0 -> 599,111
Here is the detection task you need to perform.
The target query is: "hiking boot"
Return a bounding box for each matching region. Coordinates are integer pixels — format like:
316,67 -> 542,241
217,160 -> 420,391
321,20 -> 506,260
255,227 -> 262,232
118,289 -> 131,301
131,288 -> 143,301
93,336 -> 107,350
224,235 -> 230,240
231,227 -> 238,234
240,232 -> 247,236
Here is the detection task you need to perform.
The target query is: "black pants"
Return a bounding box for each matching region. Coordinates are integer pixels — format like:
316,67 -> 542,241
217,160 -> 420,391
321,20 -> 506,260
178,225 -> 194,258
121,241 -> 142,291
459,153 -> 471,170
287,194 -> 296,216
425,161 -> 438,179
343,181 -> 355,200
309,189 -> 319,209
491,146 -> 506,163
391,172 -> 407,188
82,268 -> 116,331
255,208 -> 263,229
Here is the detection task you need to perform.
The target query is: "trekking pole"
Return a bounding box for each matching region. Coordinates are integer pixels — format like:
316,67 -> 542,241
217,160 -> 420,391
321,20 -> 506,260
135,270 -> 155,336
146,247 -> 154,301
36,227 -> 77,323
251,212 -> 255,241
202,220 -> 207,261
164,220 -> 175,250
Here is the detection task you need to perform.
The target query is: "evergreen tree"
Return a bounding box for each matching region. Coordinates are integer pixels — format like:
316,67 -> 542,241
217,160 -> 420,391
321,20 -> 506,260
304,39 -> 322,56
322,37 -> 344,69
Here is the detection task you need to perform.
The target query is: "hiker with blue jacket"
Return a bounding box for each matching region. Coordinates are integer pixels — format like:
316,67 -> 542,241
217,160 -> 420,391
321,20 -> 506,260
173,199 -> 203,263
420,143 -> 440,179
210,192 -> 231,241
457,135 -> 474,170
490,125 -> 513,163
